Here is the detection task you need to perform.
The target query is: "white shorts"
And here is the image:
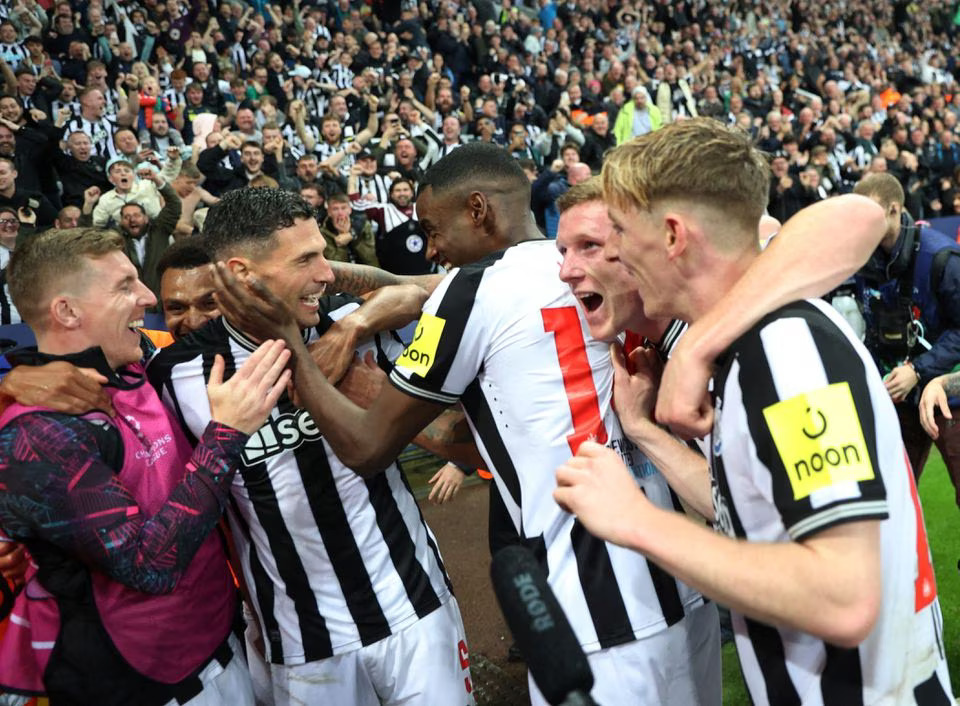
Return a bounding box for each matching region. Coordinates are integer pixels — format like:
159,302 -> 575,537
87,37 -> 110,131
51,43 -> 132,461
528,601 -> 721,706
267,597 -> 475,706
165,633 -> 255,706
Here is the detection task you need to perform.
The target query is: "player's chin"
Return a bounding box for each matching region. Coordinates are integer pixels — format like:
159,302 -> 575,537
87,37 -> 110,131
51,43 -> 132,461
294,309 -> 320,329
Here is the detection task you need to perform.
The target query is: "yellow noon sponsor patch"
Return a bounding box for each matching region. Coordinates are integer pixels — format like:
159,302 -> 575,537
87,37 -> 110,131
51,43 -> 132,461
396,313 -> 446,377
762,382 -> 875,500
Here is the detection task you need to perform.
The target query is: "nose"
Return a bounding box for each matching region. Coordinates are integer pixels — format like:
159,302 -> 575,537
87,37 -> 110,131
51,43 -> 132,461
603,229 -> 621,262
137,279 -> 157,309
184,307 -> 207,333
315,254 -> 334,284
558,253 -> 582,284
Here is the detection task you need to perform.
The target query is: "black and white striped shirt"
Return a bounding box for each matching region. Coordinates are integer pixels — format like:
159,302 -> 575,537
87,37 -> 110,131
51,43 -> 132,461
328,63 -> 354,90
64,113 -> 119,159
148,300 -> 453,665
281,121 -> 319,157
426,141 -> 463,169
296,85 -> 330,119
161,87 -> 186,113
0,42 -> 27,70
709,299 -> 950,704
391,241 -> 705,651
355,173 -> 390,204
315,127 -> 357,175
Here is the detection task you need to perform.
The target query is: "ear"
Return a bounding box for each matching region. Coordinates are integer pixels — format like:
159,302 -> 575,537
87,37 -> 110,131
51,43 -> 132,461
663,213 -> 688,260
225,256 -> 251,277
467,191 -> 488,228
50,296 -> 81,329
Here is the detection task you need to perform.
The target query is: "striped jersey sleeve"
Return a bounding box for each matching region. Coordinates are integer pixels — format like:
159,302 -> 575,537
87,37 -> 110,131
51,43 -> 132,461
714,299 -> 888,542
389,255 -> 501,405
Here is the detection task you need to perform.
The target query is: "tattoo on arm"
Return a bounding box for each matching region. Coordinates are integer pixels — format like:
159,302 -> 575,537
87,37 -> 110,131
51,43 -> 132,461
330,262 -> 444,297
942,372 -> 960,398
330,262 -> 402,296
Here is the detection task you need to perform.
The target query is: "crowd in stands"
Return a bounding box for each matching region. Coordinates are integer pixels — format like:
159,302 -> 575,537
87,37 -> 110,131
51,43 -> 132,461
1,1 -> 960,704
0,0 -> 957,321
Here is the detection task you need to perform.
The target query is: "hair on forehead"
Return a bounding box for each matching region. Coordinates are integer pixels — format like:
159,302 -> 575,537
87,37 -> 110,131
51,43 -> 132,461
419,142 -> 529,199
557,176 -> 603,214
157,239 -> 212,278
203,187 -> 315,259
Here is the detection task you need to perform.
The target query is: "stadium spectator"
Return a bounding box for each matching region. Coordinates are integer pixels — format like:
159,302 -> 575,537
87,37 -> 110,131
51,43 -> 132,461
319,191 -> 378,266
850,174 -> 960,500
0,155 -> 55,227
92,154 -> 173,228
83,169 -> 180,301
614,86 -> 661,144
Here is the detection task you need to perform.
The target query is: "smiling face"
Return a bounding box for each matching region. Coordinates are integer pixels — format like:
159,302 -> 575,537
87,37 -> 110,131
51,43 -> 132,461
0,160 -> 16,192
71,250 -> 158,368
0,96 -> 20,123
242,218 -> 335,328
418,185 -> 484,270
557,200 -> 650,342
241,144 -> 264,173
161,264 -> 220,339
604,202 -> 674,320
390,181 -> 413,208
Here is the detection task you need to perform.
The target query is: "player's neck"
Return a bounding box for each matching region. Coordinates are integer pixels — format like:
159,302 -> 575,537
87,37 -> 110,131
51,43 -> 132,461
686,249 -> 758,323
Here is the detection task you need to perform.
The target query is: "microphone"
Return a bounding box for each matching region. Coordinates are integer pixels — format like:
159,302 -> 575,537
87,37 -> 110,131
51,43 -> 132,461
490,545 -> 597,706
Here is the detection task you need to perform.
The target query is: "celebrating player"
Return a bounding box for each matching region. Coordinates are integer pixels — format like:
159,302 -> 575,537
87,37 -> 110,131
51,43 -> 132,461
555,118 -> 952,704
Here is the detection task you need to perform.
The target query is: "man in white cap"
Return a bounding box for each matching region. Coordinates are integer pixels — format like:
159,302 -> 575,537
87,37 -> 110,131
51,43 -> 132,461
613,86 -> 662,144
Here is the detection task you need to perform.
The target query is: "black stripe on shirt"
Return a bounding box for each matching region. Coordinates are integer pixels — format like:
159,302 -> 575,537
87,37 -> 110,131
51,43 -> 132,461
821,643 -> 864,706
710,360 -> 749,539
286,405 -> 390,649
421,250 -> 508,394
570,520 -> 634,649
745,616 -> 801,706
365,471 -> 443,618
397,467 -> 455,595
230,493 -> 285,663
639,486 -> 686,627
734,325 -> 801,529
461,377 -> 522,510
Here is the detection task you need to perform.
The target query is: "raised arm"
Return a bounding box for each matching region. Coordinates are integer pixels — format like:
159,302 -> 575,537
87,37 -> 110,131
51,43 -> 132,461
329,260 -> 444,296
213,265 -> 448,476
308,283 -> 428,383
657,194 -> 886,438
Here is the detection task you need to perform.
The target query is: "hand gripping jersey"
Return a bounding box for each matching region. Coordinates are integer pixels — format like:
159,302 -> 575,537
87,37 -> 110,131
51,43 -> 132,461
390,240 -> 705,652
148,297 -> 454,666
710,299 -> 952,705
0,357 -> 238,703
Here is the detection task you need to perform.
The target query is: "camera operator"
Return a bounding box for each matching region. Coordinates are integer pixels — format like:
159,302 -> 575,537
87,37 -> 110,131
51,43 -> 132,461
851,173 -> 960,498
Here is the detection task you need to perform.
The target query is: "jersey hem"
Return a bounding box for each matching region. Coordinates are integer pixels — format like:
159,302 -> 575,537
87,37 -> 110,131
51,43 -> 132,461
264,591 -> 452,666
578,595 -> 707,654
